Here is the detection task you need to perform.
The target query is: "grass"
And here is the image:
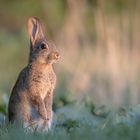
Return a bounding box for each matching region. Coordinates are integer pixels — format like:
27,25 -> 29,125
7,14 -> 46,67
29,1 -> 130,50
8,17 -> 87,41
0,103 -> 140,140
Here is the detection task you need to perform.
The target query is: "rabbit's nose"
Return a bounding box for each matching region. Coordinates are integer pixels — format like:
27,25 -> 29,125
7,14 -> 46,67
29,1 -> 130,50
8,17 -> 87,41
54,52 -> 60,59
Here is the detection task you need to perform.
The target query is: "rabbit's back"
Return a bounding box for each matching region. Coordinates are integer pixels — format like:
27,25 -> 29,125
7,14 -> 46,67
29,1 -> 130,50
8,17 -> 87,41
8,67 -> 30,122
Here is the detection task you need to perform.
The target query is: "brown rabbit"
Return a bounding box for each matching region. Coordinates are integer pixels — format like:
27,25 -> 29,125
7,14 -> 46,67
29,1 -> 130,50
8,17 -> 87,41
8,17 -> 60,132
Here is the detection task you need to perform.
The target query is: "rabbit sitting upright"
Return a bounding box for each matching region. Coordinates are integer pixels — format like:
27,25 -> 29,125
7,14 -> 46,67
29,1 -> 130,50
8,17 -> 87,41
8,17 -> 60,132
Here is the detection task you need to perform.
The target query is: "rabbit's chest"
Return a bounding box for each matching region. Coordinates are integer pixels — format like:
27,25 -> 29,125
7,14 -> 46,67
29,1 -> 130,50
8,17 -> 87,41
31,71 -> 56,99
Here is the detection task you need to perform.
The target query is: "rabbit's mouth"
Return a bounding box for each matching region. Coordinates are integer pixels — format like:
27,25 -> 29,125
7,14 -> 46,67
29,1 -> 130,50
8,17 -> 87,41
47,52 -> 60,64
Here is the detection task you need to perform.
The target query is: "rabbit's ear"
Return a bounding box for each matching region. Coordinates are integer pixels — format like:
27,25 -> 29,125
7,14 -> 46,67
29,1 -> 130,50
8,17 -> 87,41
27,17 -> 44,46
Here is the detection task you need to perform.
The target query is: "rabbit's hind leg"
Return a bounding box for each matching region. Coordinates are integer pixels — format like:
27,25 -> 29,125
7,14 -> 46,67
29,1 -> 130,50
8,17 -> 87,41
32,119 -> 49,133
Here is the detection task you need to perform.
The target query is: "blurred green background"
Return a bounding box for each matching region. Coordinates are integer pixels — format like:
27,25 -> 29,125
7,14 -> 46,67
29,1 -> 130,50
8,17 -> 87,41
0,0 -> 140,114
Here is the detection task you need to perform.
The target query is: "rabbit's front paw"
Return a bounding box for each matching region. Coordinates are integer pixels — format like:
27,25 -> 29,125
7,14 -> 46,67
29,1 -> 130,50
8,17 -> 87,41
40,111 -> 47,120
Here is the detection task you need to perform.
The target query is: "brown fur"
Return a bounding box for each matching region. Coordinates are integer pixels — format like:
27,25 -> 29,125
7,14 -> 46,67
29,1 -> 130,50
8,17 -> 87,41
8,17 -> 59,132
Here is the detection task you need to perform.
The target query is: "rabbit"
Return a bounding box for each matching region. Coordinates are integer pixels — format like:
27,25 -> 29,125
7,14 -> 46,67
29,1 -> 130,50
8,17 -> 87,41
8,17 -> 60,132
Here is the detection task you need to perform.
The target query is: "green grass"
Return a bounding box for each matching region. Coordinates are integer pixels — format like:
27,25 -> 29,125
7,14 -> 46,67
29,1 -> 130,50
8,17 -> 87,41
0,103 -> 140,140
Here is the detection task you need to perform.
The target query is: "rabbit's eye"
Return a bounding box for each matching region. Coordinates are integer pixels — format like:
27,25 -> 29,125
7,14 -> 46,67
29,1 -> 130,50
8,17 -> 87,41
40,43 -> 47,50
